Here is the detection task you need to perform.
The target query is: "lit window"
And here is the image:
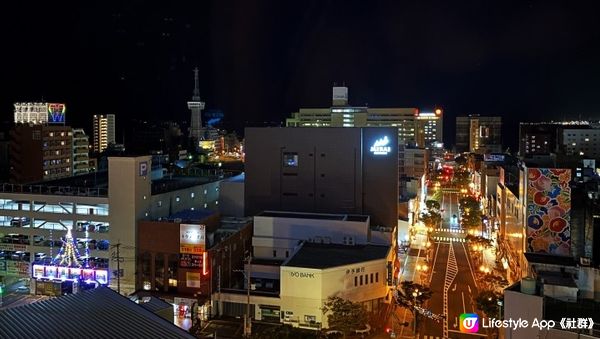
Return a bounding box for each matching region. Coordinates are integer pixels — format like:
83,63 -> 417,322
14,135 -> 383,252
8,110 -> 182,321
191,192 -> 195,198
176,196 -> 180,202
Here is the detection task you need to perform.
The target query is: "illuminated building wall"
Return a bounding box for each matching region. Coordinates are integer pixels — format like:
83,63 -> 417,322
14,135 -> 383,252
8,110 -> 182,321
525,168 -> 571,255
92,114 -> 116,153
456,115 -> 502,153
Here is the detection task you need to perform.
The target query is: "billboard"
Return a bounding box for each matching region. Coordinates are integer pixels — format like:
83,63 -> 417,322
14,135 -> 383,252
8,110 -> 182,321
47,103 -> 66,124
179,224 -> 206,254
526,168 -> 571,255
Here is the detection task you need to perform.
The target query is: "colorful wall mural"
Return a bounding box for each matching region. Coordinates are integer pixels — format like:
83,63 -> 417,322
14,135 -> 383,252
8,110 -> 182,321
526,168 -> 571,255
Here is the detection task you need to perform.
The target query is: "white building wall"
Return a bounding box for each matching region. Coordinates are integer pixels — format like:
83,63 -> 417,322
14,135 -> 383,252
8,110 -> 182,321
503,289 -> 544,339
108,156 -> 152,294
252,214 -> 369,260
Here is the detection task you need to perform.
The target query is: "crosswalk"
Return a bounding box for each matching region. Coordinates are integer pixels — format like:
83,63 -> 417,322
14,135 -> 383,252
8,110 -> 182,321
432,236 -> 466,243
435,228 -> 465,233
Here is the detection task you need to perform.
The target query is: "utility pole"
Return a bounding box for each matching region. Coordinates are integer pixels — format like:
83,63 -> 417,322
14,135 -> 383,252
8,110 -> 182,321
111,242 -> 123,294
234,252 -> 252,338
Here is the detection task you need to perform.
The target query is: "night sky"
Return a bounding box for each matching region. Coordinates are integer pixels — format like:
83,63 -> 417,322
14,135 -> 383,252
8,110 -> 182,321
4,1 -> 600,149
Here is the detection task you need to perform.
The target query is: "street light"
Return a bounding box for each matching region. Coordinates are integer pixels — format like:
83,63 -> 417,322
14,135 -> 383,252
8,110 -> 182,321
412,289 -> 422,338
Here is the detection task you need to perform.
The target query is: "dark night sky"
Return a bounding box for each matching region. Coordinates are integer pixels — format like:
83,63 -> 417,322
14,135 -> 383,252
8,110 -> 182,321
4,1 -> 600,149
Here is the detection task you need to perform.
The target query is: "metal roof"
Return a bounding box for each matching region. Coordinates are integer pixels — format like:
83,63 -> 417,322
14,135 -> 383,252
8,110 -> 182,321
0,287 -> 195,339
284,242 -> 390,269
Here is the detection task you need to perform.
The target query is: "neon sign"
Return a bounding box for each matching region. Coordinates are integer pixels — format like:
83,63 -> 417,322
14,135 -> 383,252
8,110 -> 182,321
370,136 -> 392,155
47,103 -> 66,124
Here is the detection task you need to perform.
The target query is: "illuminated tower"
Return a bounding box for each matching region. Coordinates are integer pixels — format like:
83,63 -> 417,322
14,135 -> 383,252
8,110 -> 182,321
187,67 -> 205,149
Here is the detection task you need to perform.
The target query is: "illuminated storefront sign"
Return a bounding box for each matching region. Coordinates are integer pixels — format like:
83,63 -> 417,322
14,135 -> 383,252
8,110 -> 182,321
180,224 -> 206,254
370,136 -> 392,155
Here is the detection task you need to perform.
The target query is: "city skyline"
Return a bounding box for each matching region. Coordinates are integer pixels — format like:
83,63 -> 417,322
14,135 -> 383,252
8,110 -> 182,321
4,1 -> 600,149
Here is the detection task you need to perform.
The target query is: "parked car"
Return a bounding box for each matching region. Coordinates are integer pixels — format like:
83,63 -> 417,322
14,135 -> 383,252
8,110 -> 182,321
16,286 -> 30,294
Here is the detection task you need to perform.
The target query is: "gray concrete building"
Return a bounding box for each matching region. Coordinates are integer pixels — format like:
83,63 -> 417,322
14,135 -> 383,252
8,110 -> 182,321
244,127 -> 399,228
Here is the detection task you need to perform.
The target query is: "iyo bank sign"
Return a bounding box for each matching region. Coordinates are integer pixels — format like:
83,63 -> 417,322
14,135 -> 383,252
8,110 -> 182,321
289,271 -> 316,279
370,136 -> 392,155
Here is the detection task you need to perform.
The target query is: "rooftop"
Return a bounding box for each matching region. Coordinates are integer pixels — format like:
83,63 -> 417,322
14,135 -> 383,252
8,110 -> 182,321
0,287 -> 194,339
157,208 -> 217,223
284,242 -> 389,269
257,210 -> 369,222
525,253 -> 577,267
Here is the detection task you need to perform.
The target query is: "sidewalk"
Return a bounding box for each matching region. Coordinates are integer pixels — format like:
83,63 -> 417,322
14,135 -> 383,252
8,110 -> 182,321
375,239 -> 430,339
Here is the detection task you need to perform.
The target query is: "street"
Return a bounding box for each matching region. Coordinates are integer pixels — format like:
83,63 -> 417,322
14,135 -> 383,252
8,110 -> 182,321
420,192 -> 487,339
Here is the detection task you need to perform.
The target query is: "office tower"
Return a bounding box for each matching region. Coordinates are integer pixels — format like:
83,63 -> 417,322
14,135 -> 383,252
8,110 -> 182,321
72,128 -> 90,175
187,67 -> 205,150
286,86 -> 443,146
9,124 -> 73,183
415,109 -> 443,148
93,114 -> 116,153
455,115 -> 502,153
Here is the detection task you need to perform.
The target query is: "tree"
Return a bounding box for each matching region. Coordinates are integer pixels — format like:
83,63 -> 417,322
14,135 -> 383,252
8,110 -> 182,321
475,290 -> 503,318
321,296 -> 368,338
421,200 -> 442,228
393,281 -> 432,313
459,196 -> 482,229
425,200 -> 441,213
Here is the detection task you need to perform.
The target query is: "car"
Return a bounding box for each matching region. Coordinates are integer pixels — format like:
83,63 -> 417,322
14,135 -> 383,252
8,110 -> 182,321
16,286 -> 30,294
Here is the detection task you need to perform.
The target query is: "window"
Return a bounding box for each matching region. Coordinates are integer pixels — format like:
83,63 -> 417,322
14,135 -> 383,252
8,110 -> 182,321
285,250 -> 289,258
365,274 -> 368,284
191,192 -> 195,198
304,315 -> 316,323
360,275 -> 363,285
283,152 -> 299,167
370,273 -> 373,284
273,250 -> 277,257
354,276 -> 358,286
376,272 -> 379,283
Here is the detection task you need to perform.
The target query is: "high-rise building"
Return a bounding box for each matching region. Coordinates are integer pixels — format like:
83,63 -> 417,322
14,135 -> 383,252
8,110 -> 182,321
72,128 -> 90,175
92,114 -> 116,153
415,109 -> 443,148
187,67 -> 205,150
455,115 -> 502,153
9,124 -> 73,183
519,121 -> 600,159
286,87 -> 443,147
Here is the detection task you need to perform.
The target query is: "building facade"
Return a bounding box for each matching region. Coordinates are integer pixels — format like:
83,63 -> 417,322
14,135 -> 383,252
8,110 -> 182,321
72,128 -> 90,175
92,114 -> 116,153
0,156 -> 225,295
456,115 -> 502,153
244,127 -> 399,228
9,124 -> 73,183
286,87 -> 442,147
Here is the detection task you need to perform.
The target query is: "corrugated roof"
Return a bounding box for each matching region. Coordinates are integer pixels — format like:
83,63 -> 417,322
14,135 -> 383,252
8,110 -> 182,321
137,296 -> 173,313
0,287 -> 194,339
